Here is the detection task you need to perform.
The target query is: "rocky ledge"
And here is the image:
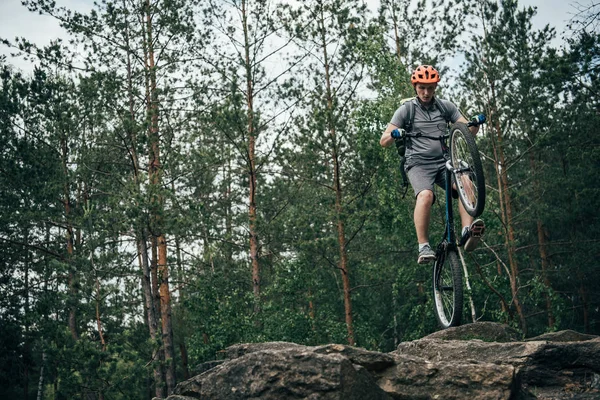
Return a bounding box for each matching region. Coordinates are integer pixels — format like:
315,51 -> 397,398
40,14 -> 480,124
156,322 -> 600,400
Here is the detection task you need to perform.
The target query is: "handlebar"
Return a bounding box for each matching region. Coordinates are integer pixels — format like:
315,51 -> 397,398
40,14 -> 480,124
391,113 -> 486,139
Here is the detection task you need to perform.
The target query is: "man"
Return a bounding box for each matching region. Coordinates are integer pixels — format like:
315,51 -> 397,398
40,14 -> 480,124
380,65 -> 485,264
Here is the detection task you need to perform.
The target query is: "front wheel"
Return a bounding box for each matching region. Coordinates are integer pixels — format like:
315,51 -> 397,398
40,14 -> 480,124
450,123 -> 486,217
433,246 -> 463,329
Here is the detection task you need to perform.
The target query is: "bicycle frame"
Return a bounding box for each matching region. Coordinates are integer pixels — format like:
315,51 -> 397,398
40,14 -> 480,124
442,159 -> 458,250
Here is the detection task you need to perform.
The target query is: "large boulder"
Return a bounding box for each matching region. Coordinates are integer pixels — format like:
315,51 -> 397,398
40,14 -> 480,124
156,323 -> 600,400
168,344 -> 391,400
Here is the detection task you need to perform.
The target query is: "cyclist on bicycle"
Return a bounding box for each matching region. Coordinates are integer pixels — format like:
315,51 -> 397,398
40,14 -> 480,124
380,65 -> 485,264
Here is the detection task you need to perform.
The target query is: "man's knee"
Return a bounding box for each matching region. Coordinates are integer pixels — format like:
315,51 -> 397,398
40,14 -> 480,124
416,189 -> 434,205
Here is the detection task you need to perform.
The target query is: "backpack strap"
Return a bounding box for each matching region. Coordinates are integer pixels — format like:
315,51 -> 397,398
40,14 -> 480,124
399,97 -> 416,132
404,97 -> 451,133
395,98 -> 416,198
434,98 -> 453,123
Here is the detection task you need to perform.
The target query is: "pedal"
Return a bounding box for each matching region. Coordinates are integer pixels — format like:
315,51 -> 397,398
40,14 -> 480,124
463,220 -> 485,252
418,254 -> 436,265
470,220 -> 485,237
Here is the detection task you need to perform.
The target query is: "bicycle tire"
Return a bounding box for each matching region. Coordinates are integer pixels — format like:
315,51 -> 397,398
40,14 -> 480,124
432,247 -> 463,328
449,123 -> 486,217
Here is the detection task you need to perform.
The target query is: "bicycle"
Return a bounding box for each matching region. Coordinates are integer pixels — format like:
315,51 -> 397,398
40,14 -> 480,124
395,116 -> 486,328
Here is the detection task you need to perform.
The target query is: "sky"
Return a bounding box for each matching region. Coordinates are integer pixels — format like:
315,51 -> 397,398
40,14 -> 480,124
0,0 -> 586,73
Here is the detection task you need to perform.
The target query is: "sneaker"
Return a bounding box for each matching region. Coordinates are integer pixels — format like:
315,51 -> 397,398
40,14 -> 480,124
459,219 -> 485,252
417,244 -> 436,264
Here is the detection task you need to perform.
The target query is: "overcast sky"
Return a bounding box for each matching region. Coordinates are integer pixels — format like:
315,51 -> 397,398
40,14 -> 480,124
0,0 -> 584,72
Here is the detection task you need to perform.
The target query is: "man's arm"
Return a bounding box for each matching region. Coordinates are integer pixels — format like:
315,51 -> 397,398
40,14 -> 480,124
456,115 -> 480,135
380,124 -> 400,147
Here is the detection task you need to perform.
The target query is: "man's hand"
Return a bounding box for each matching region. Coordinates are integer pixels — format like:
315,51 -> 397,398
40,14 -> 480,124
470,114 -> 486,125
457,116 -> 480,135
390,128 -> 406,139
380,124 -> 401,147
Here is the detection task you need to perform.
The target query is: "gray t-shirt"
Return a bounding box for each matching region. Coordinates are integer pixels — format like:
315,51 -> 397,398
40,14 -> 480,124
390,98 -> 462,163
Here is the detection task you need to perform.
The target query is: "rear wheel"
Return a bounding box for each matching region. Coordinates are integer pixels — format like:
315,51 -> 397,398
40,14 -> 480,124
450,123 -> 485,217
433,247 -> 463,329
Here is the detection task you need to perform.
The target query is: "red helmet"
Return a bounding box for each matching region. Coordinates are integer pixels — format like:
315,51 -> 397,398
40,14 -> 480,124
411,65 -> 441,84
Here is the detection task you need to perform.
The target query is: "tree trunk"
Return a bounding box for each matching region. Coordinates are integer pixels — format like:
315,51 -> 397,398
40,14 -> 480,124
225,152 -> 233,264
150,237 -> 162,327
179,342 -> 190,380
318,4 -> 354,346
529,152 -> 555,329
488,81 -> 527,335
537,220 -> 555,328
145,0 -> 176,392
173,212 -> 190,380
124,11 -> 165,394
157,235 -> 175,393
478,1 -> 534,335
498,145 -> 526,335
241,0 -> 261,312
386,0 -> 402,61
308,287 -> 316,333
577,268 -> 590,333
94,268 -> 106,351
36,351 -> 45,400
61,131 -> 79,341
24,228 -> 30,400
137,232 -> 164,397
123,0 -> 141,183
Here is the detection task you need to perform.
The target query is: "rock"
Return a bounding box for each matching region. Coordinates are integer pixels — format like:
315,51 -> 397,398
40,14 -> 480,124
378,352 -> 515,400
172,347 -> 391,400
191,360 -> 224,376
395,324 -> 600,399
423,321 -> 522,342
312,344 -> 396,372
224,341 -> 305,359
158,323 -> 600,400
525,329 -> 598,342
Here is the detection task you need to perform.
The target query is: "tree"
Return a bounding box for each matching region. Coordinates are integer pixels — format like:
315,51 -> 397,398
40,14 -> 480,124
279,0 -> 377,346
543,26 -> 600,333
195,0 -> 300,319
457,0 -> 600,336
377,0 -> 469,68
14,0 -> 206,395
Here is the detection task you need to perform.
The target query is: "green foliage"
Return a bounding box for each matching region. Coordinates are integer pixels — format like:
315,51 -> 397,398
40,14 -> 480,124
456,0 -> 600,336
1,0 -> 600,397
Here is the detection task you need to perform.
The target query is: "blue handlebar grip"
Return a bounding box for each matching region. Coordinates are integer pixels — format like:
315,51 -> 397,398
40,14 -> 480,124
471,114 -> 486,125
391,129 -> 404,139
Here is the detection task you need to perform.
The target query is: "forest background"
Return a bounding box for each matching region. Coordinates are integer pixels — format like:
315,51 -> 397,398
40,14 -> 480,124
0,0 -> 599,399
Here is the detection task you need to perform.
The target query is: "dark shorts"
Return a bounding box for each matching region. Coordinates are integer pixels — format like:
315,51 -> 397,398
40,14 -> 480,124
405,158 -> 447,199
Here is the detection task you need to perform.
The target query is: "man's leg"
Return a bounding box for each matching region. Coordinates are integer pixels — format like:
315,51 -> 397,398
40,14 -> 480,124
415,190 -> 436,264
414,189 -> 434,243
457,199 -> 473,229
407,163 -> 438,264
